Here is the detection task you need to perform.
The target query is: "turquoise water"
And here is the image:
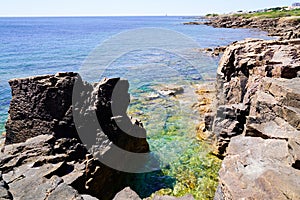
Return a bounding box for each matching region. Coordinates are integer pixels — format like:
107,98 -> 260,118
0,16 -> 272,199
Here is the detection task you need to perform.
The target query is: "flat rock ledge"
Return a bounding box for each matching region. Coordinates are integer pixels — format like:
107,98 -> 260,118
208,39 -> 300,199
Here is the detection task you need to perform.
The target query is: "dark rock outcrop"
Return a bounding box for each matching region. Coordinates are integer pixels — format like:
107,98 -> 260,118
5,72 -> 78,144
212,39 -> 300,199
183,21 -> 202,25
1,73 -> 150,200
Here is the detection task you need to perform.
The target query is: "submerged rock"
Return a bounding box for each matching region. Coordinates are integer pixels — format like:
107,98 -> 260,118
155,85 -> 184,96
199,46 -> 227,57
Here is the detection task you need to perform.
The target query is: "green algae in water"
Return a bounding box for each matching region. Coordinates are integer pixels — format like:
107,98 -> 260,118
157,141 -> 221,199
128,84 -> 221,199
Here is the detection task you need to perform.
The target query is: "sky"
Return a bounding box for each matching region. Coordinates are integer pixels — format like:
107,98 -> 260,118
0,0 -> 297,17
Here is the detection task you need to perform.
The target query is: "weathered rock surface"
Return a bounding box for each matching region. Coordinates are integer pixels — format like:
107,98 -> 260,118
5,72 -> 79,144
212,103 -> 247,156
0,172 -> 12,199
194,82 -> 218,141
211,39 -> 300,199
1,134 -> 86,200
217,136 -> 300,200
213,39 -> 300,156
1,73 -> 151,200
113,187 -> 141,200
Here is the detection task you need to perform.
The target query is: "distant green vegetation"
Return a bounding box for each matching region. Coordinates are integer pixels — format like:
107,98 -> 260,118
234,8 -> 300,19
205,13 -> 219,17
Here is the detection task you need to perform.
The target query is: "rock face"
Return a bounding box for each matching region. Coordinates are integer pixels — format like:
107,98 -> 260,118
218,136 -> 300,200
1,73 -> 150,200
213,38 -> 300,156
1,135 -> 87,200
204,15 -> 300,40
5,72 -> 78,144
212,39 -> 300,199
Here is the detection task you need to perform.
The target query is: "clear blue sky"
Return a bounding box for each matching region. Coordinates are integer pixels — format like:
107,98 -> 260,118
0,0 -> 297,17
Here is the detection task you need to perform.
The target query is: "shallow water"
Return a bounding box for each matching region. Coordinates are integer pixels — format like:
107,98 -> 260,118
0,16 -> 273,199
127,80 -> 222,199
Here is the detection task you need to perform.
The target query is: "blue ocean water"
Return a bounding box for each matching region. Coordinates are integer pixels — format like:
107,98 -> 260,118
0,16 -> 275,198
0,16 -> 272,133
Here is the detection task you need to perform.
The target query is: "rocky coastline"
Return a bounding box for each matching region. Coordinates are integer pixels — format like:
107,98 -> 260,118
204,15 -> 300,40
185,14 -> 300,40
190,12 -> 300,199
199,38 -> 300,199
1,15 -> 300,200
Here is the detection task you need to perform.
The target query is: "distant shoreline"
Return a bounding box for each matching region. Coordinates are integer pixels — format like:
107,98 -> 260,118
0,15 -> 204,18
184,7 -> 300,40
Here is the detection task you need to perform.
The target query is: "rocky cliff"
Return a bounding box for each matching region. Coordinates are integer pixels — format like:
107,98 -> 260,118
208,39 -> 300,199
1,73 -> 150,200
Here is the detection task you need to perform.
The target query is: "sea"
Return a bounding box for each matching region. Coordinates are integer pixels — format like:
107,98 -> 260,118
0,16 -> 272,198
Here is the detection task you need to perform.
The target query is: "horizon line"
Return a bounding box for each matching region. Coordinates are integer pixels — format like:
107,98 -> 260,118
0,14 -> 205,18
